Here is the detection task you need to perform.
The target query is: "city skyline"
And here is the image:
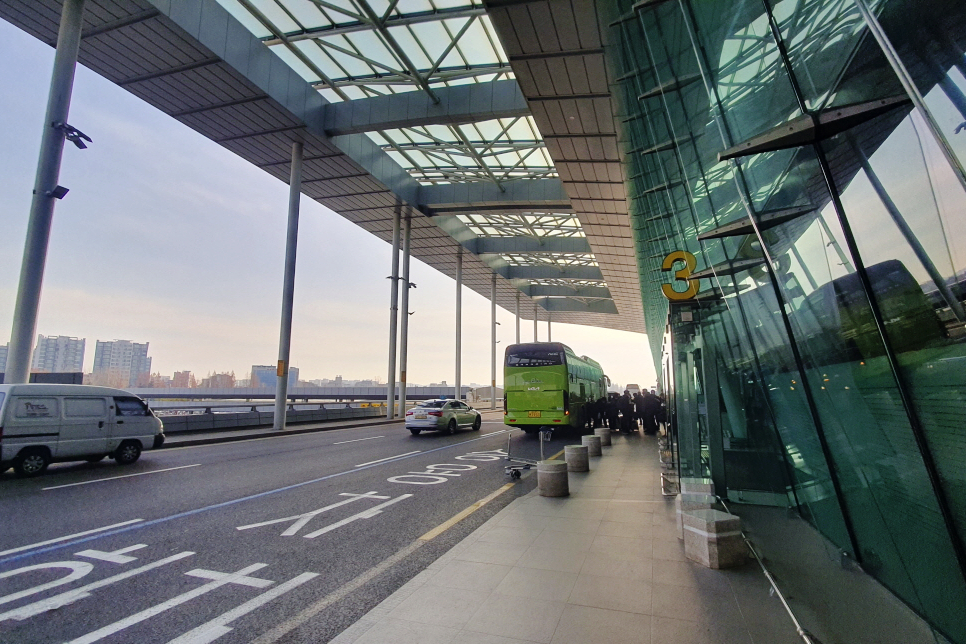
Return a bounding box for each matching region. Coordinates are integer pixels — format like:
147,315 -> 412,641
0,19 -> 657,392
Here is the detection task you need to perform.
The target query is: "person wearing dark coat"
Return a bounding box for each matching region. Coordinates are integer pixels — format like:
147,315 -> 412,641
641,390 -> 661,435
618,391 -> 634,433
606,393 -> 620,431
633,392 -> 646,430
595,396 -> 607,428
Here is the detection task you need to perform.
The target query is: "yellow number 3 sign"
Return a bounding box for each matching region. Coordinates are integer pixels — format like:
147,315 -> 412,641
661,250 -> 700,300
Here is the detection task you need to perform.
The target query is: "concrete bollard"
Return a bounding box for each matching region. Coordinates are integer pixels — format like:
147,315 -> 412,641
538,460 -> 569,497
564,444 -> 589,472
581,434 -> 602,457
682,509 -> 747,569
675,492 -> 719,539
593,427 -> 611,447
680,477 -> 715,495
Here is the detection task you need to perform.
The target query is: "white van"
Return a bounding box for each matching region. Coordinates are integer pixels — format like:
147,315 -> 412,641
0,384 -> 165,477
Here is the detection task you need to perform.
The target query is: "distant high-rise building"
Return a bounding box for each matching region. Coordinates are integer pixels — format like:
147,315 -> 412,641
251,365 -> 298,389
172,371 -> 192,388
0,343 -> 8,373
92,340 -> 152,388
30,335 -> 85,373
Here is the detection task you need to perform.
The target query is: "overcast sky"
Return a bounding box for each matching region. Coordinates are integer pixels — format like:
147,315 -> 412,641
0,19 -> 657,390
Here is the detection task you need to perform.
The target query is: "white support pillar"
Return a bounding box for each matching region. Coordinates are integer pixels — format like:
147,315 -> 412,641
272,141 -> 302,429
273,141 -> 304,430
515,292 -> 520,345
533,303 -> 539,342
398,215 -> 412,416
386,206 -> 401,418
547,310 -> 552,343
455,247 -> 462,401
6,0 -> 86,384
491,272 -> 497,410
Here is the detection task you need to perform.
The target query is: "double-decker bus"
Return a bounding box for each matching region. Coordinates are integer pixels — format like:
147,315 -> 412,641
503,342 -> 609,433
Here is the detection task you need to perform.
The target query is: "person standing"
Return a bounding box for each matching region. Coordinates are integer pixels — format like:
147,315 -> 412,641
641,389 -> 660,435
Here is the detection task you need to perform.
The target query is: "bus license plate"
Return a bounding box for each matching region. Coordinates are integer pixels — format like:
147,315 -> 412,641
528,411 -> 541,418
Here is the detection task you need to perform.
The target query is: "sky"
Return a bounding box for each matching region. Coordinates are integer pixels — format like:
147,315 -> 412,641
0,19 -> 657,390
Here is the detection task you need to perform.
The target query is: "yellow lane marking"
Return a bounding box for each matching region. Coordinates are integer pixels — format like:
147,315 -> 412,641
418,482 -> 516,542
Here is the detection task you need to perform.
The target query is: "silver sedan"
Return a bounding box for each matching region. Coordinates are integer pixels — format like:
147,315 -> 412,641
405,399 -> 482,435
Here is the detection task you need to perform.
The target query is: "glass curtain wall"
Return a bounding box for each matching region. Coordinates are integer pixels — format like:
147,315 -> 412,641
604,0 -> 966,640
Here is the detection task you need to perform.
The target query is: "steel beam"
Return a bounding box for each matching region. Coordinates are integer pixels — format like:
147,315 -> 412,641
490,273 -> 497,409
324,80 -> 528,136
501,265 -> 603,281
419,178 -> 570,209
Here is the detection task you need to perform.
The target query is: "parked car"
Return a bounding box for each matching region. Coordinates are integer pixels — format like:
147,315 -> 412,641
405,399 -> 481,435
0,384 -> 165,477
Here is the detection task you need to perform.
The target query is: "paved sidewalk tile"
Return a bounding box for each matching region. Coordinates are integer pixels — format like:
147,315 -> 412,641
328,430 -> 801,644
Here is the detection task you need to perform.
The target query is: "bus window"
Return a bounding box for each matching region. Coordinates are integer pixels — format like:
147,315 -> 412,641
506,347 -> 564,366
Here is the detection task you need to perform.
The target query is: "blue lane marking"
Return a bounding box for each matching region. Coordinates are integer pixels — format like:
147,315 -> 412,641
0,430 -> 509,566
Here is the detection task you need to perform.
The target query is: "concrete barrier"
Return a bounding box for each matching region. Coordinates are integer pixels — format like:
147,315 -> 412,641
675,492 -> 719,539
537,460 -> 569,497
564,444 -> 589,472
682,509 -> 747,569
593,427 -> 611,446
581,435 -> 602,457
158,405 -> 387,434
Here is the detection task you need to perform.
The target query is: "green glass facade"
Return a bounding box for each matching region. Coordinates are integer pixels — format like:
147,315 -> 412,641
602,0 -> 966,640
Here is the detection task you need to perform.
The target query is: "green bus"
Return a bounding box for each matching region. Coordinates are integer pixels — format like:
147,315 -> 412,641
503,342 -> 609,433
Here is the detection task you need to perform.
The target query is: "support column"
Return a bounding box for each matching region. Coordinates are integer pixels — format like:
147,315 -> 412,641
6,0 -> 85,384
455,247 -> 463,401
533,304 -> 538,342
398,215 -> 412,415
491,272 -> 497,410
547,310 -> 552,342
386,206 -> 401,418
274,141 -> 304,430
515,292 -> 521,345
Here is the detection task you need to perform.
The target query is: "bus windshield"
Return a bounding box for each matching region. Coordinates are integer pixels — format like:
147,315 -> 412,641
506,347 -> 564,367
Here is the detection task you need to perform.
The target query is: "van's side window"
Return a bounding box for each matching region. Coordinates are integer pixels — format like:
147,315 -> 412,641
14,397 -> 58,419
114,397 -> 148,416
65,398 -> 107,418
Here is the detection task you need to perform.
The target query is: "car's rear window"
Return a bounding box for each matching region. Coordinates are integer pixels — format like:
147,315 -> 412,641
416,400 -> 446,408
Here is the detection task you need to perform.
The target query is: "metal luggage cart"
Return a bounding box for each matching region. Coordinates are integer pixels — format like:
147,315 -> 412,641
504,428 -> 553,479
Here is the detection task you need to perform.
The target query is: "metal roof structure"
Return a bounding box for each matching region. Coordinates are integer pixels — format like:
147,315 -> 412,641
1,0 -> 644,334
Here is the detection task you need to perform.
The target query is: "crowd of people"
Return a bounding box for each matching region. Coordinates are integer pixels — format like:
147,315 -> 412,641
584,389 -> 666,435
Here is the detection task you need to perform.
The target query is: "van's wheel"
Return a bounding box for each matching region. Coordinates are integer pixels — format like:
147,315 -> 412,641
444,419 -> 457,435
15,448 -> 50,477
409,428 -> 421,436
114,441 -> 142,465
472,416 -> 481,431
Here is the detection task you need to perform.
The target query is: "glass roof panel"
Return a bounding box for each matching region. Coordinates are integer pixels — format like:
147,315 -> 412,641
457,213 -> 585,238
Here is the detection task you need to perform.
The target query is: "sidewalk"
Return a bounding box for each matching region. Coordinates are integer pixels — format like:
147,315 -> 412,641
330,431 -> 801,644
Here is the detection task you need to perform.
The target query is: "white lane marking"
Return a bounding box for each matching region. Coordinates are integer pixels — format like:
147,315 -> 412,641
0,552 -> 195,622
480,430 -> 509,437
166,573 -> 319,644
0,562 -> 93,607
64,564 -> 271,644
42,464 -> 201,491
235,492 -> 390,536
0,520 -> 144,557
301,494 -> 413,539
185,567 -> 273,588
332,435 -> 384,445
75,544 -> 148,564
355,451 -> 421,467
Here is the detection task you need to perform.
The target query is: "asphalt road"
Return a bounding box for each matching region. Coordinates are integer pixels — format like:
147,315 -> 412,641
0,417 -> 582,644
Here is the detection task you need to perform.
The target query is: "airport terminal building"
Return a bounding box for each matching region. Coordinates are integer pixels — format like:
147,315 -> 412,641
2,0 -> 965,641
